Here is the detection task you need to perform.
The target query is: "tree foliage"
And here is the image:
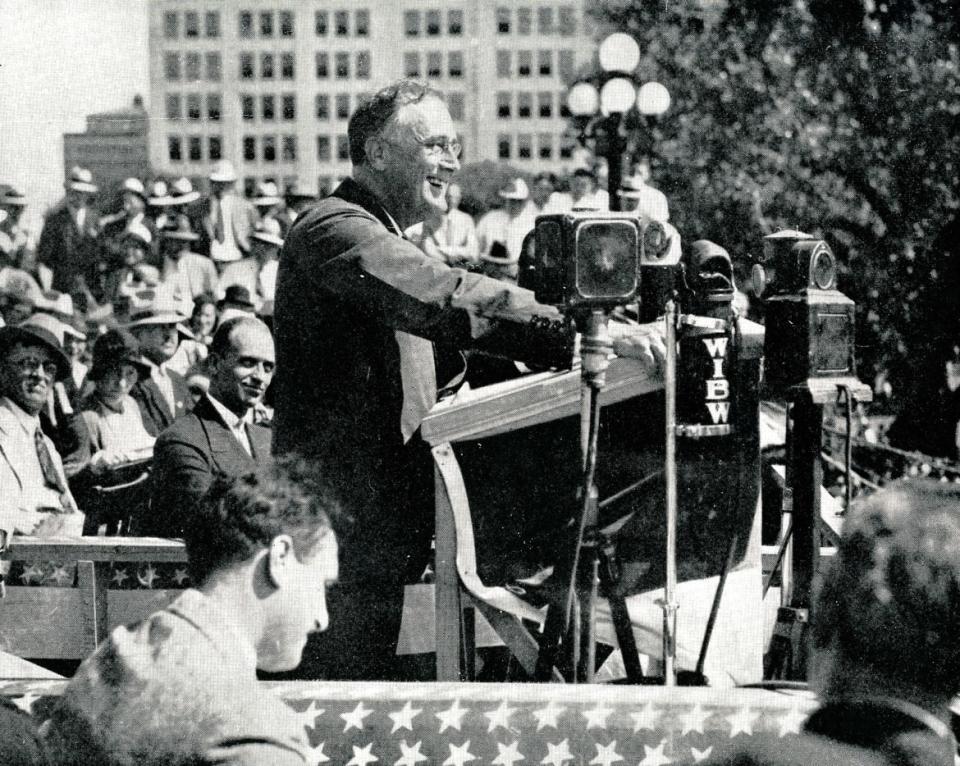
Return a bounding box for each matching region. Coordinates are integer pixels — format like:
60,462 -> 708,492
590,0 -> 960,452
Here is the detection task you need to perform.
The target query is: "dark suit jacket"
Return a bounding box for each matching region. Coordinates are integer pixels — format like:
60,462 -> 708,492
145,395 -> 271,537
131,368 -> 192,437
35,201 -> 100,295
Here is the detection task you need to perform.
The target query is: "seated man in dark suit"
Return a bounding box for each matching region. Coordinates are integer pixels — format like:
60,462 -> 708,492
700,479 -> 960,766
45,458 -> 341,766
146,315 -> 273,536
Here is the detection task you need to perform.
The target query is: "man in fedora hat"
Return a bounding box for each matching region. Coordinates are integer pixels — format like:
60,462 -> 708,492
125,293 -> 193,436
0,185 -> 30,269
36,166 -> 101,301
0,313 -> 82,547
202,161 -> 254,268
476,177 -> 536,282
159,215 -> 218,316
218,219 -> 283,306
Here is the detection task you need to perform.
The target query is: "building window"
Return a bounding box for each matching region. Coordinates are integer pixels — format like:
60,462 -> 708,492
168,135 -> 182,161
517,7 -> 531,35
558,49 -> 575,81
336,93 -> 350,120
404,53 -> 420,78
538,91 -> 553,117
356,51 -> 371,79
447,92 -> 464,121
448,9 -> 463,35
207,93 -> 222,121
315,94 -> 329,119
560,136 -> 575,159
184,11 -> 199,38
336,135 -> 350,161
163,11 -> 177,39
188,135 -> 202,161
205,11 -> 220,38
356,10 -> 370,36
281,94 -> 295,120
404,10 -> 419,37
315,52 -> 329,78
497,134 -> 511,160
517,134 -> 532,159
186,94 -> 201,121
239,11 -> 253,38
496,7 -> 510,34
538,7 -> 554,34
448,51 -> 463,78
315,11 -> 328,35
261,53 -> 274,79
209,136 -> 222,161
335,52 -> 349,79
426,10 -> 441,36
205,52 -> 222,81
241,94 -> 255,121
165,94 -> 181,120
260,11 -> 273,37
496,50 -> 510,78
427,52 -> 442,78
263,135 -> 277,162
240,53 -> 254,80
559,91 -> 571,117
539,133 -> 553,159
282,135 -> 297,161
262,95 -> 275,121
164,53 -> 180,82
185,52 -> 201,81
559,5 -> 576,36
518,92 -> 532,118
496,92 -> 511,118
281,53 -> 295,79
243,136 -> 256,161
518,50 -> 532,77
335,10 -> 348,36
280,10 -> 294,37
538,50 -> 553,76
317,135 -> 331,161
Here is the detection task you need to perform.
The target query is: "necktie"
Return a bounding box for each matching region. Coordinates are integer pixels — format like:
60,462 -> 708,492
35,428 -> 67,494
213,198 -> 225,243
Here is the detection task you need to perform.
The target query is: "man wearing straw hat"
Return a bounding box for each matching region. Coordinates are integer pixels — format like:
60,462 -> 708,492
218,218 -> 283,306
36,167 -> 101,299
202,161 -> 254,268
476,177 -> 536,282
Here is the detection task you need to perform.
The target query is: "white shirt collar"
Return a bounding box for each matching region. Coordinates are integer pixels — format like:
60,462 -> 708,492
206,393 -> 251,430
0,395 -> 41,434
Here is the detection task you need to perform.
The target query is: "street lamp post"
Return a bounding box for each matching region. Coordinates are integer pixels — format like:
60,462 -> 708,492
567,33 -> 671,211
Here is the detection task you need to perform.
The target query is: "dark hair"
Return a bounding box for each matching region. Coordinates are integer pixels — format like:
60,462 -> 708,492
812,479 -> 960,696
348,79 -> 445,166
186,456 -> 346,584
209,315 -> 270,358
89,329 -> 141,382
191,291 -> 217,320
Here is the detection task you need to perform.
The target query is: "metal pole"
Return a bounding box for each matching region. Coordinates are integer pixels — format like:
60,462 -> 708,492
662,299 -> 679,686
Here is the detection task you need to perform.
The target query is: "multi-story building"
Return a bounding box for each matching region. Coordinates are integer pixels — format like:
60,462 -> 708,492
147,1 -> 596,196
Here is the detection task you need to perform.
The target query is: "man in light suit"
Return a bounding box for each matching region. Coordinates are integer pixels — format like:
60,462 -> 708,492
0,316 -> 81,550
146,316 -> 273,537
202,161 -> 255,270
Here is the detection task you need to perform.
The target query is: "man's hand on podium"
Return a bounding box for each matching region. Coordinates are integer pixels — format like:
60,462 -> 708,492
610,319 -> 667,372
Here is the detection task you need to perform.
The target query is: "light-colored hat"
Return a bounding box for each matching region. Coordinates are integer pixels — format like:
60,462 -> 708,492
618,175 -> 649,197
0,185 -> 27,207
284,178 -> 318,202
122,290 -> 191,333
498,178 -> 529,200
34,290 -> 75,320
65,166 -> 98,194
120,220 -> 153,246
148,180 -> 177,207
252,217 -> 284,247
160,214 -> 200,242
121,178 -> 147,200
252,181 -> 282,207
171,176 -> 200,205
209,160 -> 238,184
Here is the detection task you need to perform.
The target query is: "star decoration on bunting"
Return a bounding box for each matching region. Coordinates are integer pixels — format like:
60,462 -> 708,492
389,701 -> 423,734
726,707 -> 760,738
443,740 -> 476,766
346,742 -> 378,766
484,700 -> 517,732
532,700 -> 565,731
639,739 -> 672,766
12,691 -> 39,714
395,739 -> 429,766
296,701 -> 324,732
19,563 -> 44,584
582,704 -> 614,730
630,703 -> 662,733
436,699 -> 469,733
342,701 -> 374,732
541,738 -> 574,766
681,703 -> 710,736
172,568 -> 190,585
690,746 -> 713,763
307,741 -> 331,764
48,564 -> 72,586
492,740 -> 525,766
590,740 -> 624,766
137,564 -> 159,589
778,705 -> 806,737
109,567 -> 129,586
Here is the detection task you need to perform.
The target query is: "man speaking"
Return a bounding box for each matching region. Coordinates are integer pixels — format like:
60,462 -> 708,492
273,79 -> 664,680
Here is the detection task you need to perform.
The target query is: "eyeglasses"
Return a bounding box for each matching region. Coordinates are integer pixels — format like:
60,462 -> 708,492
384,135 -> 461,160
11,356 -> 58,378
